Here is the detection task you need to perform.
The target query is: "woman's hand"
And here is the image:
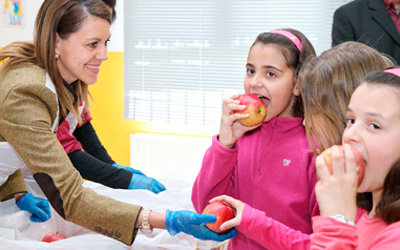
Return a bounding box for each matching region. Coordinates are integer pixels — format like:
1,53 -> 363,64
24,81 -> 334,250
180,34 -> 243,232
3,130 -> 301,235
218,94 -> 262,148
315,144 -> 358,221
165,210 -> 237,241
209,195 -> 245,232
16,193 -> 51,222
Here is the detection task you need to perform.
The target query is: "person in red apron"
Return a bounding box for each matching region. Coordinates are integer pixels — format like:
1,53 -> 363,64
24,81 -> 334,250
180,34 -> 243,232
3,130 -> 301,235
57,93 -> 166,193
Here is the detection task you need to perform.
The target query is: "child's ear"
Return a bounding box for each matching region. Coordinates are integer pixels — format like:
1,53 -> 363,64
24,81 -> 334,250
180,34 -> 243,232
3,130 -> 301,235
292,82 -> 301,96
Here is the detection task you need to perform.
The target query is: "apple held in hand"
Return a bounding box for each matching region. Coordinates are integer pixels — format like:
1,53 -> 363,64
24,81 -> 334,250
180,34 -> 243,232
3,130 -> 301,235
320,145 -> 365,186
234,93 -> 267,127
42,232 -> 67,243
202,200 -> 235,233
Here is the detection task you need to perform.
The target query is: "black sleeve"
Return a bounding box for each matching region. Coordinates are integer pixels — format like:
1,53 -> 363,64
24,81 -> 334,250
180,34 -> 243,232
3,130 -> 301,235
73,121 -> 115,164
68,149 -> 132,189
331,7 -> 356,47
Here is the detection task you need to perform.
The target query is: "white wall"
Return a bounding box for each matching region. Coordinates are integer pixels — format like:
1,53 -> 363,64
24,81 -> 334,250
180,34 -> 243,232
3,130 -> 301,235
0,0 -> 124,52
109,0 -> 124,52
0,1 -> 41,47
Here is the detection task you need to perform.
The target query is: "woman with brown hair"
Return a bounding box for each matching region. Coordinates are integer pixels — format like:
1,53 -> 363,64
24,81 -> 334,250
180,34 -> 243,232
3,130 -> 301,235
0,0 -> 236,245
54,0 -> 166,193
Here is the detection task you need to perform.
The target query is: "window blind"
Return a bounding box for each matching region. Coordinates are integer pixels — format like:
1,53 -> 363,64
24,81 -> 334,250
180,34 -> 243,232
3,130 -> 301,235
124,0 -> 351,131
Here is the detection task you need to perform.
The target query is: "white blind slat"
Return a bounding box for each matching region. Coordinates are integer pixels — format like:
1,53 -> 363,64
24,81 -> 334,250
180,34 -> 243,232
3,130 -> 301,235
124,0 -> 351,129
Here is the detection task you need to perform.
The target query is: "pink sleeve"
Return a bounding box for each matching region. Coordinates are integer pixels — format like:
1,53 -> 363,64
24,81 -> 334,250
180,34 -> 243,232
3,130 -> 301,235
311,216 -> 357,249
237,204 -> 311,250
371,221 -> 400,249
191,135 -> 237,213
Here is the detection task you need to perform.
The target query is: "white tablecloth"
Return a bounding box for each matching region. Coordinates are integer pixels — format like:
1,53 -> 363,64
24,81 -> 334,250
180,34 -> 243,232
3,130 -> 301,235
0,177 -> 227,250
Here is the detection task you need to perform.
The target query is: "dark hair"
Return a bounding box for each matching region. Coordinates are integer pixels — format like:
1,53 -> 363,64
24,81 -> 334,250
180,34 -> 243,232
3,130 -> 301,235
363,69 -> 400,88
357,70 -> 400,224
358,159 -> 400,224
101,0 -> 116,22
250,28 -> 316,117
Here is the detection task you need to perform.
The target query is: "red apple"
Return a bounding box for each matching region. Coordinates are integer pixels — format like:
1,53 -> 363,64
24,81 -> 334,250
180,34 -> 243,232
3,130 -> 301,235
234,93 -> 267,127
202,200 -> 235,233
42,232 -> 67,243
320,145 -> 365,186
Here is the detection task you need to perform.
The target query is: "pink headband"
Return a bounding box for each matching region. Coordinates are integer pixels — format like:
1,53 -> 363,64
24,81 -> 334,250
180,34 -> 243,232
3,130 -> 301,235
384,68 -> 400,78
269,29 -> 302,52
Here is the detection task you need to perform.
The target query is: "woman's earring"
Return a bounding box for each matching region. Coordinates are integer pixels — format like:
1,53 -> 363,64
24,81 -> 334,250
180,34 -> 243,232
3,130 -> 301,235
55,54 -> 60,60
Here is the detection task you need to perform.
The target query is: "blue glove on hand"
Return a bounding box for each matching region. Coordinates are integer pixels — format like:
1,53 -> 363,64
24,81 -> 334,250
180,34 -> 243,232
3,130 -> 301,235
165,210 -> 237,241
129,173 -> 166,194
113,163 -> 166,193
16,193 -> 51,223
112,163 -> 146,176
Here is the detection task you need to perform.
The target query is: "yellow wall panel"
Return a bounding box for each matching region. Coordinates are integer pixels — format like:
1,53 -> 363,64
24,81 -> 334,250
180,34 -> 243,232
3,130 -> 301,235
90,52 -> 213,165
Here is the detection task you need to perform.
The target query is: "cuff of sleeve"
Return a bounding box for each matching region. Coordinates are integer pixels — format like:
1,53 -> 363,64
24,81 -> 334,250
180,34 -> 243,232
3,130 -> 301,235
0,170 -> 28,201
213,135 -> 238,152
129,206 -> 142,245
236,203 -> 257,233
15,192 -> 28,204
312,215 -> 356,232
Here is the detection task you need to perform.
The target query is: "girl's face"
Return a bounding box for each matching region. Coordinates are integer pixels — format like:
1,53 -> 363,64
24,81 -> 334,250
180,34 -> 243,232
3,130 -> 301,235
244,43 -> 299,122
343,83 -> 400,193
55,14 -> 110,85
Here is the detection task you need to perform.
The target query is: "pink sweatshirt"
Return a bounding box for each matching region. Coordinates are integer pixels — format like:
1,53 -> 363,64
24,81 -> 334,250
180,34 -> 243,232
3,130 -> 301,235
311,214 -> 400,249
192,117 -> 318,249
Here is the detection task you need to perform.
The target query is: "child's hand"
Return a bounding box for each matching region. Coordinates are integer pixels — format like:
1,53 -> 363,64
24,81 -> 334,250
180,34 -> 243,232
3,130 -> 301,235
315,144 -> 358,221
219,94 -> 262,148
209,195 -> 245,232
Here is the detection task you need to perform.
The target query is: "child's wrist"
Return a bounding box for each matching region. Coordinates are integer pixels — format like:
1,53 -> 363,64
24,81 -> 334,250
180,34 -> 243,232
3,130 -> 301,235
330,214 -> 355,226
217,135 -> 235,149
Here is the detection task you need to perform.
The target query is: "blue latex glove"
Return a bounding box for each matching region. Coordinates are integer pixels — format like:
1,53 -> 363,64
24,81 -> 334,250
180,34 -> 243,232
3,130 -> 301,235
165,210 -> 237,241
16,193 -> 51,223
129,173 -> 166,194
112,163 -> 146,176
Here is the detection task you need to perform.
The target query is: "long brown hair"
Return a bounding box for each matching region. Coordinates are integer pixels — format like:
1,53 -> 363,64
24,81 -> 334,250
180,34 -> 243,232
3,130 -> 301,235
358,71 -> 400,224
298,42 -> 392,154
0,0 -> 111,123
250,28 -> 316,118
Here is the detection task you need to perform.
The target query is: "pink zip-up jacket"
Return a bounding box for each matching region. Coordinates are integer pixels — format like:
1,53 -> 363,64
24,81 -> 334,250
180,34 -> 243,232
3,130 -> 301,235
311,214 -> 400,249
192,117 -> 318,249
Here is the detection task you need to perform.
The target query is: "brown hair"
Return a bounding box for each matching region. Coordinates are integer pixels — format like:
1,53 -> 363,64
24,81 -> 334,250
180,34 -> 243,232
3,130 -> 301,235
101,0 -> 116,22
357,70 -> 400,224
0,0 -> 111,123
250,28 -> 316,117
298,42 -> 392,154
